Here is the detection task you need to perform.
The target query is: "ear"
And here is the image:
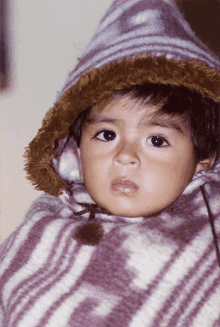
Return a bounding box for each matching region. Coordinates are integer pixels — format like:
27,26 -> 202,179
76,147 -> 84,180
195,153 -> 216,174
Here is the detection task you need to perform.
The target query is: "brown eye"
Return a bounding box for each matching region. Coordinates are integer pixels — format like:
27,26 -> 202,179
95,130 -> 116,141
147,136 -> 168,147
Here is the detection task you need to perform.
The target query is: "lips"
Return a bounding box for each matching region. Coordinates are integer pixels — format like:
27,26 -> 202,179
111,179 -> 139,193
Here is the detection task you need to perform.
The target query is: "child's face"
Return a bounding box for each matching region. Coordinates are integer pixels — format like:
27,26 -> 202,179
77,96 -> 204,217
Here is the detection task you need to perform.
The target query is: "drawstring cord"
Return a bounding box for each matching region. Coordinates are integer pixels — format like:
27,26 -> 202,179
74,203 -> 98,221
200,185 -> 220,269
72,203 -> 112,245
74,203 -> 112,220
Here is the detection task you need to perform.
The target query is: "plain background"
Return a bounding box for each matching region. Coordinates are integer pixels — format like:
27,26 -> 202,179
1,0 -> 112,243
1,0 -> 220,243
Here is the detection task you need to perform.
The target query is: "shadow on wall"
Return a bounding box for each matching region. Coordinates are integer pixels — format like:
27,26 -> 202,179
1,0 -> 10,91
176,0 -> 220,58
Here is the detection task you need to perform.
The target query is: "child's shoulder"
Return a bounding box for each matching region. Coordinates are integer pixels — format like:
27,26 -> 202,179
24,194 -> 74,222
0,195 -> 78,269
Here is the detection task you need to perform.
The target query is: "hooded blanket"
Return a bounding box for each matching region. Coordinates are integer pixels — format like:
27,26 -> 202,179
0,0 -> 220,326
0,161 -> 220,327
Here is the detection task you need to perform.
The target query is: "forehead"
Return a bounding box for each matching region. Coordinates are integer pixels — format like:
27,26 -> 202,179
88,95 -> 188,128
89,95 -> 160,122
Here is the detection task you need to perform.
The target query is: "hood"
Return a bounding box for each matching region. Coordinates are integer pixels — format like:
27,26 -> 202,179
23,0 -> 220,197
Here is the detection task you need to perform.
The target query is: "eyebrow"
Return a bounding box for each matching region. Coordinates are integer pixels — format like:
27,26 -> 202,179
141,118 -> 184,134
86,115 -> 184,134
86,117 -> 123,125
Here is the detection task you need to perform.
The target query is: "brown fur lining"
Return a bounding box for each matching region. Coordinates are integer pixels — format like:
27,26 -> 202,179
23,54 -> 220,196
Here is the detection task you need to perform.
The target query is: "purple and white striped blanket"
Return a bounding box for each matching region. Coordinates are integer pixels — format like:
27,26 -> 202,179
0,162 -> 220,327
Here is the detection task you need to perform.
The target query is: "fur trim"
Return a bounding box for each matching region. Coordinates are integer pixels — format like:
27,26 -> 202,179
23,54 -> 220,196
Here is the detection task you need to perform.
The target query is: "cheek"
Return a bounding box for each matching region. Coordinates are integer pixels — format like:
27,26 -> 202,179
174,149 -> 197,182
142,154 -> 196,197
141,167 -> 174,197
81,152 -> 109,185
82,160 -> 112,206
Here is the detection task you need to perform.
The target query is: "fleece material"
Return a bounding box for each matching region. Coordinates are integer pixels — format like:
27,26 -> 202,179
0,160 -> 220,327
1,1 -> 220,326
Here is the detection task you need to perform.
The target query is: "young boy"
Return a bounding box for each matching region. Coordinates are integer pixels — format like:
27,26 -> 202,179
0,0 -> 220,326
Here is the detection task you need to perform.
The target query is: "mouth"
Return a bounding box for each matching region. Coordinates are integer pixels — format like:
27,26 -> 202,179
111,179 -> 139,194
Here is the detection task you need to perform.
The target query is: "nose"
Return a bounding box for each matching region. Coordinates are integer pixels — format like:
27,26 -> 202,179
114,142 -> 139,166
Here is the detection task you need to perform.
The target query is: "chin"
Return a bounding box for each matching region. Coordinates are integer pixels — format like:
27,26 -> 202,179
106,203 -> 167,218
106,206 -> 145,217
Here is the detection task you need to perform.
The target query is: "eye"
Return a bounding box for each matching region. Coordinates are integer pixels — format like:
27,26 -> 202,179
147,135 -> 169,147
94,130 -> 116,142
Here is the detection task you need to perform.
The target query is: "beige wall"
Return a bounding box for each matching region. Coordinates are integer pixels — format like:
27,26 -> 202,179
1,0 -> 112,243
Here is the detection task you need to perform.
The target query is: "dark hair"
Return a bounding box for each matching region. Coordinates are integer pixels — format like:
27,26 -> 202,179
70,83 -> 220,162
